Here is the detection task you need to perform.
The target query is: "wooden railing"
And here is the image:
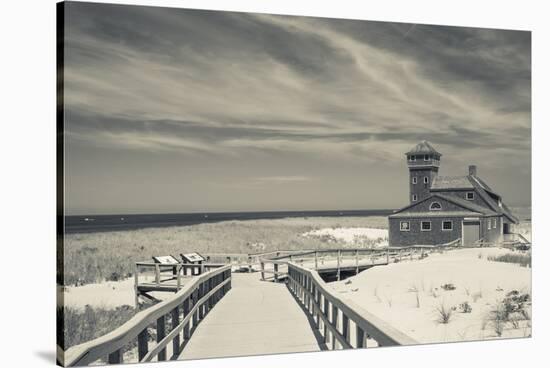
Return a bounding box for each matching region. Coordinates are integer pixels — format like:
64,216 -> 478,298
260,239 -> 462,282
287,262 -> 417,348
63,265 -> 232,366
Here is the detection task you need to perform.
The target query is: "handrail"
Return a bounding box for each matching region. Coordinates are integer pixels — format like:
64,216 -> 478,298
287,262 -> 417,348
63,265 -> 232,366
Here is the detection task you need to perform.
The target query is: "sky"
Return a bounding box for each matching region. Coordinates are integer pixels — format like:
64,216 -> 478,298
63,2 -> 531,215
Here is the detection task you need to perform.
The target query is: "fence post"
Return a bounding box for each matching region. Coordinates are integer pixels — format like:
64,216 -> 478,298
261,261 -> 265,281
248,256 -> 253,273
155,264 -> 160,285
323,297 -> 330,344
274,263 -> 279,282
337,250 -> 341,281
183,298 -> 190,339
176,265 -> 181,291
356,325 -> 366,348
137,328 -> 149,361
108,349 -> 122,364
171,306 -> 180,356
386,248 -> 390,264
315,251 -> 318,270
156,315 -> 166,361
355,250 -> 359,274
342,314 -> 350,348
134,264 -> 140,309
331,304 -> 339,349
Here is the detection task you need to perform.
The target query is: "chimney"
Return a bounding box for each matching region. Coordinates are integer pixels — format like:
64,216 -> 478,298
468,165 -> 477,176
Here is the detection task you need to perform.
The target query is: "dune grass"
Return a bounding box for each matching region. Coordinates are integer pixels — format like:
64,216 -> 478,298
61,216 -> 388,286
487,252 -> 531,268
59,305 -> 136,350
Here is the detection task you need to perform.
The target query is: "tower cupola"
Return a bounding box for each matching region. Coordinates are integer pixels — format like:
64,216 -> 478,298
406,141 -> 441,203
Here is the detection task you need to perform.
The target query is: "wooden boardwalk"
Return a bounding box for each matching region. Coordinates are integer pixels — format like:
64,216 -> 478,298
178,273 -> 322,360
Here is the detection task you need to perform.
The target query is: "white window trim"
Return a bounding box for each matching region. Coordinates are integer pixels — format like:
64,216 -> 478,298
412,194 -> 418,202
466,192 -> 475,200
412,177 -> 417,184
400,221 -> 411,232
429,202 -> 442,211
421,221 -> 432,231
424,155 -> 430,161
442,221 -> 453,231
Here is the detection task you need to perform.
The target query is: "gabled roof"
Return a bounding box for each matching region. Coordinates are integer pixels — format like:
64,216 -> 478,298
427,172 -> 519,223
405,140 -> 441,156
390,193 -> 498,218
390,211 -> 483,218
466,176 -> 519,223
431,176 -> 474,190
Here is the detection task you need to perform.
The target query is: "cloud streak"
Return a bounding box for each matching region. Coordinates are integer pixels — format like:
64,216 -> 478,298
63,3 -> 531,214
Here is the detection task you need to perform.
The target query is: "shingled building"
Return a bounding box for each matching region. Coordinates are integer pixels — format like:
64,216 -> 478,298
388,141 -> 518,247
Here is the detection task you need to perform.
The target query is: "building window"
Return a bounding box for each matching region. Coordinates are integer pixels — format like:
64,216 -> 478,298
424,176 -> 429,184
412,194 -> 418,202
493,218 -> 497,229
442,221 -> 453,231
488,219 -> 491,230
424,154 -> 430,161
412,177 -> 417,184
429,202 -> 442,210
409,155 -> 416,161
400,221 -> 410,232
421,221 -> 432,231
466,192 -> 475,200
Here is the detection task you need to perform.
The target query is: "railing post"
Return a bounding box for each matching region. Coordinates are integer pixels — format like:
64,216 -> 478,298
337,250 -> 341,281
342,314 -> 350,348
274,263 -> 279,282
171,306 -> 180,357
261,261 -> 265,281
386,248 -> 390,264
314,286 -> 320,329
356,325 -> 366,348
156,316 -> 166,361
315,251 -> 318,270
355,250 -> 359,274
183,298 -> 190,339
198,283 -> 205,319
108,349 -> 122,364
137,328 -> 149,362
248,256 -> 253,273
323,297 -> 330,344
176,265 -> 181,291
134,264 -> 140,309
155,264 -> 160,286
331,304 -> 338,349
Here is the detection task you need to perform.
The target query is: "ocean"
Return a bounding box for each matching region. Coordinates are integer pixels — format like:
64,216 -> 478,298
64,209 -> 394,234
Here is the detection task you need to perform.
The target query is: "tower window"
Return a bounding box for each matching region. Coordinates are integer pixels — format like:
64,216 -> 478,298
424,176 -> 429,184
400,221 -> 410,232
466,192 -> 475,200
409,155 -> 416,161
412,177 -> 417,184
421,221 -> 432,231
412,194 -> 418,202
442,221 -> 453,231
429,202 -> 442,210
424,155 -> 430,161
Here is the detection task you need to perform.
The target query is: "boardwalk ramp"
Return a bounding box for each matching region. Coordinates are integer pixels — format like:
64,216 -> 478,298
179,273 -> 321,360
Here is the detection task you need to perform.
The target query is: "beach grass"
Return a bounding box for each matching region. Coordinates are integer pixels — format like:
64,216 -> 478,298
62,216 -> 388,286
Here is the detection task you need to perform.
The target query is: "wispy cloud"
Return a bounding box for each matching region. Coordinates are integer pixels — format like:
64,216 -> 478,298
63,3 -> 531,213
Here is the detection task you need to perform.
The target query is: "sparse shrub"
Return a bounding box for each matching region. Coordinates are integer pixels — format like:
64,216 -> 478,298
487,253 -> 531,268
441,283 -> 456,291
107,271 -> 123,282
436,303 -> 453,324
472,291 -> 483,302
458,301 -> 472,313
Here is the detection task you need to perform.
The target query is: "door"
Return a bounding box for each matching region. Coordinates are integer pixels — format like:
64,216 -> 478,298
462,221 -> 480,246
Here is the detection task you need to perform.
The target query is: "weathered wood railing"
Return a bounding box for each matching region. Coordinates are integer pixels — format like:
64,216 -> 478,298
260,240 -> 462,282
287,262 -> 417,348
63,265 -> 232,366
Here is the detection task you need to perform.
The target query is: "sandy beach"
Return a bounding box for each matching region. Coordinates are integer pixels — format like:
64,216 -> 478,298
331,247 -> 531,343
